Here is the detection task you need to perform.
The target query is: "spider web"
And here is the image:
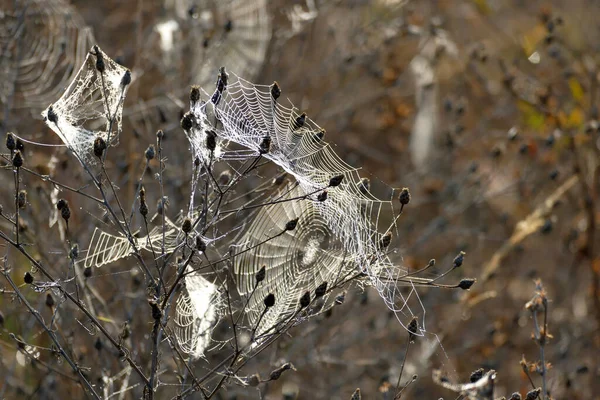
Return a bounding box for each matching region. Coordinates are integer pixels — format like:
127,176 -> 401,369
41,45 -> 131,166
191,73 -> 431,335
0,0 -> 94,114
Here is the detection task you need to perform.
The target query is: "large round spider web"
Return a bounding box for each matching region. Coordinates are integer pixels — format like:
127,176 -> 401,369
40,45 -> 131,166
189,73 -> 432,335
0,0 -> 94,114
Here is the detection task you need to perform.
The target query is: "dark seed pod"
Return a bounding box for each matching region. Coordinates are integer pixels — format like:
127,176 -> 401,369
46,293 -> 55,308
247,374 -> 260,387
94,45 -> 105,73
313,129 -> 325,143
47,105 -> 58,124
145,145 -> 155,160
180,112 -> 193,131
470,368 -> 484,383
293,113 -> 306,130
196,236 -> 207,252
12,150 -> 23,168
156,129 -> 164,140
329,174 -> 344,187
399,187 -> 411,206
17,190 -> 27,209
149,299 -> 161,320
317,191 -> 328,202
255,265 -> 266,283
24,271 -> 34,284
407,316 -> 419,341
264,293 -> 275,308
6,132 -> 16,151
269,362 -> 293,381
120,70 -> 132,87
351,388 -> 362,400
190,85 -> 201,105
84,267 -> 93,278
458,278 -> 476,290
69,244 -> 79,260
139,200 -> 148,217
61,201 -> 71,222
56,198 -> 67,211
271,81 -> 281,100
94,136 -> 107,158
206,130 -> 217,151
16,139 -> 24,151
378,232 -> 392,249
508,393 -> 522,400
259,136 -> 271,154
299,291 -> 310,308
315,282 -> 327,298
525,388 -> 541,400
182,218 -> 193,234
285,218 -> 299,231
453,251 -> 465,269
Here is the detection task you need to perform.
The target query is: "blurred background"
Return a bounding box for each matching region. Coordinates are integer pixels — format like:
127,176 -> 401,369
2,0 -> 600,398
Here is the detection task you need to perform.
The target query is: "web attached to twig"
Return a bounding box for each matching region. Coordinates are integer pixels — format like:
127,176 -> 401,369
173,268 -> 221,359
41,45 -> 131,166
190,73 -> 431,335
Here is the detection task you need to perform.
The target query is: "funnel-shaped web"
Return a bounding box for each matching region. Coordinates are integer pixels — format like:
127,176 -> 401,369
189,73 -> 431,336
41,45 -> 131,166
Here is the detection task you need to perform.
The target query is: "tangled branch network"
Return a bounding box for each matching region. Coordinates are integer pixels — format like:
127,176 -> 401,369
186,71 -> 433,335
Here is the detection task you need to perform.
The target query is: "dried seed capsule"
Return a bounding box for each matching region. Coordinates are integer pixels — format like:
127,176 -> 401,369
156,130 -> 164,140
181,218 -> 193,234
61,201 -> 71,222
190,85 -> 201,105
17,190 -> 26,209
12,150 -> 23,168
247,374 -> 260,387
139,200 -> 148,217
458,278 -> 476,290
94,45 -> 105,73
120,70 -> 132,87
269,362 -> 293,381
399,187 -> 411,206
180,112 -> 193,131
378,232 -> 392,249
46,293 -> 55,308
299,291 -> 310,308
329,174 -> 344,187
255,265 -> 266,283
351,388 -> 362,400
94,136 -> 107,158
15,139 -> 24,152
6,132 -> 16,151
145,145 -> 155,160
453,251 -> 465,268
293,113 -> 306,129
313,129 -> 325,143
149,299 -> 161,320
525,389 -> 541,400
509,393 -> 522,400
470,368 -> 484,383
24,271 -> 34,284
264,293 -> 275,308
407,316 -> 418,341
285,218 -> 299,231
206,130 -> 217,151
259,136 -> 271,154
271,81 -> 281,100
317,191 -> 328,202
47,105 -> 58,124
315,282 -> 327,298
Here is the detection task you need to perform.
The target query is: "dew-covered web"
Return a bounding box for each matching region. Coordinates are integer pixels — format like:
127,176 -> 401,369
0,0 -> 94,113
41,45 -> 131,167
189,73 -> 432,336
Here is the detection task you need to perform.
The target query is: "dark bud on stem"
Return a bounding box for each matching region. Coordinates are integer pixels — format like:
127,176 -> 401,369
407,316 -> 418,342
259,136 -> 271,154
206,130 -> 217,152
508,393 -> 522,400
329,174 -> 344,187
182,218 -> 192,234
269,362 -> 294,381
293,113 -> 306,130
255,265 -> 266,283
139,199 -> 148,217
47,105 -> 58,124
285,218 -> 299,231
315,282 -> 328,298
470,368 -> 484,383
453,251 -> 465,269
458,278 -> 476,290
145,145 -> 155,161
378,232 -> 392,249
271,81 -> 281,100
60,200 -> 71,222
299,291 -> 311,308
313,129 -> 325,143
94,45 -> 105,73
56,199 -> 67,210
180,112 -> 193,131
156,129 -> 164,140
17,190 -> 27,209
190,86 -> 201,105
120,70 -> 132,87
6,132 -> 16,151
399,187 -> 411,208
69,244 -> 79,260
149,299 -> 162,320
351,388 -> 362,400
46,293 -> 55,308
525,389 -> 541,400
317,191 -> 328,202
247,374 -> 260,387
24,271 -> 34,284
12,150 -> 23,168
264,293 -> 275,308
196,236 -> 207,252
94,136 -> 107,158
